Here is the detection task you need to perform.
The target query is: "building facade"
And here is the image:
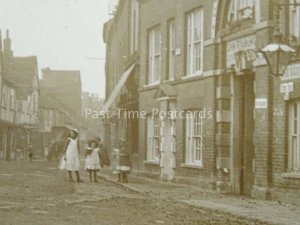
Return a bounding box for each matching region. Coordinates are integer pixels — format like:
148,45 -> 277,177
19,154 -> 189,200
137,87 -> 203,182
103,0 -> 300,205
0,30 -> 39,160
103,0 -> 140,162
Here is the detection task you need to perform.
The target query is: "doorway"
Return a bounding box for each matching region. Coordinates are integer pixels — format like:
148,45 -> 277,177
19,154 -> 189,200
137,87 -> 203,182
231,72 -> 255,195
240,73 -> 255,195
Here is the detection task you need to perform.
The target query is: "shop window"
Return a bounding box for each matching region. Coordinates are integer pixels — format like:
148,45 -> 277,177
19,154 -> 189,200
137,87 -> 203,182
185,110 -> 203,165
146,114 -> 160,162
289,102 -> 300,172
148,26 -> 161,85
186,8 -> 203,76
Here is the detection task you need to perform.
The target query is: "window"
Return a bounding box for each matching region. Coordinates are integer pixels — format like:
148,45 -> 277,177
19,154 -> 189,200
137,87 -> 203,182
186,8 -> 203,76
130,0 -> 139,53
290,0 -> 300,39
148,26 -> 161,84
289,102 -> 300,172
185,110 -> 203,165
227,0 -> 255,22
167,19 -> 176,80
10,89 -> 15,110
147,114 -> 160,162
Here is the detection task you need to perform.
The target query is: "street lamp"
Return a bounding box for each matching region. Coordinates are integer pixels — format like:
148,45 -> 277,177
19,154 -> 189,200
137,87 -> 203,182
261,43 -> 296,77
259,2 -> 300,77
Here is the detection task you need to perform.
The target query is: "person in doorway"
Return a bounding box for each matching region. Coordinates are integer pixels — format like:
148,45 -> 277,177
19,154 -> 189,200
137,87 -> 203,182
115,139 -> 131,183
63,129 -> 82,182
85,139 -> 101,182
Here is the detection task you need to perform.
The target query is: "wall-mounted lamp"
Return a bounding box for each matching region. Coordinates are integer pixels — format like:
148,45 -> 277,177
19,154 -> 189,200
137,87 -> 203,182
261,43 -> 296,77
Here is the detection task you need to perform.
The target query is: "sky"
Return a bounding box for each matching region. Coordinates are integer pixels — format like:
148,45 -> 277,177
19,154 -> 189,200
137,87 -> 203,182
0,0 -> 111,98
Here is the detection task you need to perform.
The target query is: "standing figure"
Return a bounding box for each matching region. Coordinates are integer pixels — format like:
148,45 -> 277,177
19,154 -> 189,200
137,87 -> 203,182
115,139 -> 131,183
28,145 -> 33,162
64,129 -> 82,182
96,137 -> 110,167
85,139 -> 101,182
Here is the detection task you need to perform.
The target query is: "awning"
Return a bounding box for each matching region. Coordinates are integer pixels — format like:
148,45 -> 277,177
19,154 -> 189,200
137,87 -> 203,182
102,64 -> 135,112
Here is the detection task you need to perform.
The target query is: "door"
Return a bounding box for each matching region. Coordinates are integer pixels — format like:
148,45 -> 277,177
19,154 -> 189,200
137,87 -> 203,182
240,73 -> 255,195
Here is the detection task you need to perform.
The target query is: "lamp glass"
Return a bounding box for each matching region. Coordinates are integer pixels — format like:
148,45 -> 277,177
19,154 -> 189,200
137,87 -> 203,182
261,44 -> 295,77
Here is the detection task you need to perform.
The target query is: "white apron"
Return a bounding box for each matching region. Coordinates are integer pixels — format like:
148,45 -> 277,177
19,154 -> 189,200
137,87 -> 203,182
65,138 -> 80,171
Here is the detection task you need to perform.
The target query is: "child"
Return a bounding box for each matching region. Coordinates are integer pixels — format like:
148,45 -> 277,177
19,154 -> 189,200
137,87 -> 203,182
85,139 -> 101,182
64,128 -> 82,182
115,139 -> 131,183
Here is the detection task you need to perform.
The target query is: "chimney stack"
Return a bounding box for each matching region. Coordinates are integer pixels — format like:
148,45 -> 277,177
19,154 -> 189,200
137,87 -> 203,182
3,29 -> 13,57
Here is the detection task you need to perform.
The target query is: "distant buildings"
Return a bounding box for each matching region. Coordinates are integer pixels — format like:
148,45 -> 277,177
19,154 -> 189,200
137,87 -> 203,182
81,92 -> 104,141
38,68 -> 83,159
0,30 -> 84,160
0,30 -> 39,160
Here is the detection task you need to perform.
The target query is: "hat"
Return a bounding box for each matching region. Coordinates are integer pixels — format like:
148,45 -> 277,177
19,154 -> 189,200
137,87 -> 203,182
70,128 -> 78,133
88,139 -> 98,146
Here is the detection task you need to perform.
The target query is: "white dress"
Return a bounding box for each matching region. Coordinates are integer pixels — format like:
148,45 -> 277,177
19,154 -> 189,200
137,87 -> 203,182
65,138 -> 80,171
85,147 -> 101,171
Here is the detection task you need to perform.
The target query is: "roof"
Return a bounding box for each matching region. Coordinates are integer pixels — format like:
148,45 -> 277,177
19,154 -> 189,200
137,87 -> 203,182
3,55 -> 38,100
40,68 -> 82,114
40,68 -> 81,93
154,84 -> 177,99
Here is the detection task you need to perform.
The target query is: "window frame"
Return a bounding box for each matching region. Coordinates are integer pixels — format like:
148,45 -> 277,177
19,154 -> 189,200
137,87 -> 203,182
186,7 -> 204,77
227,0 -> 255,23
289,0 -> 300,39
289,102 -> 300,173
146,114 -> 160,163
148,26 -> 161,85
167,19 -> 176,81
130,0 -> 139,53
185,110 -> 203,166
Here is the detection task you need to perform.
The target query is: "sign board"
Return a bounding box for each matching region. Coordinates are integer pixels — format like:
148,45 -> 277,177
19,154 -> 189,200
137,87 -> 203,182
227,35 -> 267,69
255,98 -> 268,109
282,64 -> 300,80
280,82 -> 294,93
227,35 -> 256,67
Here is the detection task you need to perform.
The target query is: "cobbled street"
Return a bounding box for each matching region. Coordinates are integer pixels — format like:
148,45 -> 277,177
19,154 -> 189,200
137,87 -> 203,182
0,161 -> 299,225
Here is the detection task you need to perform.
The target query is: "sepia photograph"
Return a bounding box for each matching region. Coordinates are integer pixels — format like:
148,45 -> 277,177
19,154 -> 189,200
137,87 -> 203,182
0,0 -> 300,224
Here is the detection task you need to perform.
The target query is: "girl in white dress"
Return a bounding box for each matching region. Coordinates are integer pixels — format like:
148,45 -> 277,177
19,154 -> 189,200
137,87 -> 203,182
85,139 -> 101,182
64,129 -> 82,182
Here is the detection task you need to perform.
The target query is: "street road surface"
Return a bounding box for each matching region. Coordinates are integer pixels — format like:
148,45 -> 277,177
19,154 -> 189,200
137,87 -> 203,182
0,161 -> 279,225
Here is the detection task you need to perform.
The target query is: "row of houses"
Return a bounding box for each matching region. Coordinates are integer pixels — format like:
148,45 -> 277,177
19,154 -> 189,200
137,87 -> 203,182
0,30 -> 84,160
0,30 -> 39,160
103,0 -> 300,205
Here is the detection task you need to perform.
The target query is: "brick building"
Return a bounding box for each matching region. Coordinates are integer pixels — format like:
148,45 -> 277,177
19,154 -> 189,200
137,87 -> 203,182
103,0 -> 140,160
103,0 -> 300,205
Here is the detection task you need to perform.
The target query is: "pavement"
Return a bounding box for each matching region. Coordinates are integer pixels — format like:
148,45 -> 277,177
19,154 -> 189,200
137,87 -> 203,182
98,168 -> 300,225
